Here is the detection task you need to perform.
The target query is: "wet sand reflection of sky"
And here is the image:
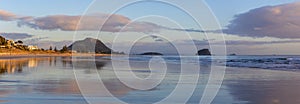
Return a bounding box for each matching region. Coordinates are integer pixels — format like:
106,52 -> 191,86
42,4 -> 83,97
0,57 -> 140,104
1,57 -> 300,104
222,68 -> 300,104
0,57 -> 87,103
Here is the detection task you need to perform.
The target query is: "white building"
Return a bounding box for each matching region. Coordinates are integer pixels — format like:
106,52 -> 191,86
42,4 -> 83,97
6,40 -> 14,47
28,45 -> 39,50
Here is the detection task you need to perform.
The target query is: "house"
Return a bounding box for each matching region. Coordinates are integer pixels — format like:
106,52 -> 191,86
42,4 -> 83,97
71,50 -> 77,53
6,40 -> 15,47
0,45 -> 6,48
28,45 -> 39,50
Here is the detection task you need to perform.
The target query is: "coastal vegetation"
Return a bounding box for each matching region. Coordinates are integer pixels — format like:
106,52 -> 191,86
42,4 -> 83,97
0,35 -> 70,55
0,36 -> 120,56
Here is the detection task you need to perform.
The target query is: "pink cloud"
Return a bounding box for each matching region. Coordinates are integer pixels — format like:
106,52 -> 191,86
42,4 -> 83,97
225,2 -> 300,38
0,9 -> 203,33
0,10 -> 17,21
17,14 -> 163,33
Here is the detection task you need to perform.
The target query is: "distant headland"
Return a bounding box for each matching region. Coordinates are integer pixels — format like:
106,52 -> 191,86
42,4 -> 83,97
0,36 -> 116,57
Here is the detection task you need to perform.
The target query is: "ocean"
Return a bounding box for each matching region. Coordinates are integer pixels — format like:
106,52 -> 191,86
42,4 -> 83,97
110,55 -> 300,70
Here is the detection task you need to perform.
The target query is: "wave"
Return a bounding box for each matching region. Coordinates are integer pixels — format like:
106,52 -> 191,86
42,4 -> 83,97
225,56 -> 300,70
104,55 -> 300,71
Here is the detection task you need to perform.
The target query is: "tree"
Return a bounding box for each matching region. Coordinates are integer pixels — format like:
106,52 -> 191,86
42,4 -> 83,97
0,36 -> 6,45
54,47 -> 57,52
49,46 -> 53,50
60,45 -> 68,53
17,40 -> 23,44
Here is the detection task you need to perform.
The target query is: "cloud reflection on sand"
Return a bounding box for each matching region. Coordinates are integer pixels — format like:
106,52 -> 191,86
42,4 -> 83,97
0,57 -> 50,74
0,56 -> 139,104
222,68 -> 300,104
2,56 -> 300,104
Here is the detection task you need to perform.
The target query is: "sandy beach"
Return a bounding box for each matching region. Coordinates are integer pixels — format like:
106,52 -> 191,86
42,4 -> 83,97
0,53 -> 113,58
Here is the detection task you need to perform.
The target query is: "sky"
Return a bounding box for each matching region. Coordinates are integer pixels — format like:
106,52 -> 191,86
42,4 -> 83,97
0,0 -> 300,55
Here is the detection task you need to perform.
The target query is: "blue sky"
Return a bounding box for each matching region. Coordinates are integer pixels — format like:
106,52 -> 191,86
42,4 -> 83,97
0,0 -> 92,16
0,0 -> 300,55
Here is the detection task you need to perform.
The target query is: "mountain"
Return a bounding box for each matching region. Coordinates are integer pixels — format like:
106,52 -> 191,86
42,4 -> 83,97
68,38 -> 112,54
197,49 -> 211,56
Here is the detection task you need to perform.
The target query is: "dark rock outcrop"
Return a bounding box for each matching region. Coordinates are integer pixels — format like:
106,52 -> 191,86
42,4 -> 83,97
68,38 -> 112,54
229,53 -> 237,56
197,49 -> 211,56
140,52 -> 163,56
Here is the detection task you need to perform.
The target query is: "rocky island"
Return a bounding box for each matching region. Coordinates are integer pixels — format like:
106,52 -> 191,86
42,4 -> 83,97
139,52 -> 163,56
197,49 -> 211,56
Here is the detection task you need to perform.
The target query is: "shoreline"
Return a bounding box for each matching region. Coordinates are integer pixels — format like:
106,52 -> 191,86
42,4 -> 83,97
0,53 -> 114,58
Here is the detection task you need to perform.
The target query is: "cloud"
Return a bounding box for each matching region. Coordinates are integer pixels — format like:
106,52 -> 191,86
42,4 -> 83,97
167,28 -> 204,33
0,33 -> 33,40
17,14 -> 136,32
224,2 -> 300,38
16,13 -> 185,33
0,10 -> 17,21
224,40 -> 300,45
25,40 -> 73,49
175,39 -> 300,46
128,42 -> 180,55
0,9 -> 204,33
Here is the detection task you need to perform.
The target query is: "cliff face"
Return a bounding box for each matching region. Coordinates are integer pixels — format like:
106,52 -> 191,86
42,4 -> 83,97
68,38 -> 112,54
197,49 -> 211,56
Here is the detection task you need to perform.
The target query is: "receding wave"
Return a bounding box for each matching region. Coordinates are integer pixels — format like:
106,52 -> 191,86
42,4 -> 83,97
105,55 -> 300,71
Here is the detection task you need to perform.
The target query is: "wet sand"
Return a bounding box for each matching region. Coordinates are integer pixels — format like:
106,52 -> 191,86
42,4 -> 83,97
218,67 -> 300,104
0,56 -> 300,104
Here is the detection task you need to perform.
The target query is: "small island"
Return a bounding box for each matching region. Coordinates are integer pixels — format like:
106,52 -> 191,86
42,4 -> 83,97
197,49 -> 211,56
139,52 -> 163,56
229,53 -> 237,56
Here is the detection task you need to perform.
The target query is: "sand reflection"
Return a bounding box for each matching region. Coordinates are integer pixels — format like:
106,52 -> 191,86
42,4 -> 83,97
0,57 -> 50,74
0,57 -> 134,98
224,69 -> 300,104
